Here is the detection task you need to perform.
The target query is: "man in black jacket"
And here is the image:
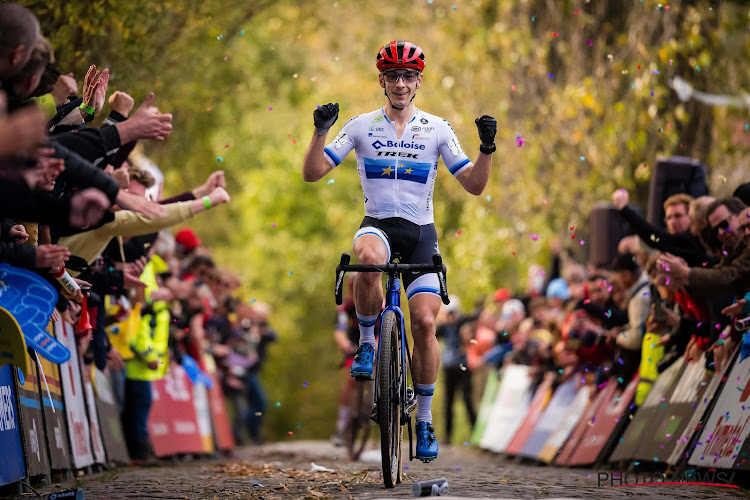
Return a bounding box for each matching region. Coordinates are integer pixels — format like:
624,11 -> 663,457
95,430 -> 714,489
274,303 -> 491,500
612,188 -> 708,267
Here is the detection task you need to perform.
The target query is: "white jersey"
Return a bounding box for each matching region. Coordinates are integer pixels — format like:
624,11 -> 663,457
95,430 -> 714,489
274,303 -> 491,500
324,107 -> 471,225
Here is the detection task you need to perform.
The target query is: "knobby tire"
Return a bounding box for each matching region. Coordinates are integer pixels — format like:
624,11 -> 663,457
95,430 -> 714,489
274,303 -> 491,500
377,310 -> 402,488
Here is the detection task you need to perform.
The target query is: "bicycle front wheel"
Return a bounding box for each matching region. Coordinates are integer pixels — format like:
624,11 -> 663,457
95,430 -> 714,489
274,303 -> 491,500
377,310 -> 402,488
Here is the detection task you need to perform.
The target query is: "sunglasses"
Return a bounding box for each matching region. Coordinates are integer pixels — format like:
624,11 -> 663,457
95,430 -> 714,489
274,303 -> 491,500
382,70 -> 419,84
712,218 -> 731,234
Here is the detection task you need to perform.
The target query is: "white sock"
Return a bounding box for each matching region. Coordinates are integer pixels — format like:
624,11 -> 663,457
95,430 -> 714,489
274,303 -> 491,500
357,313 -> 378,346
336,406 -> 351,433
415,383 -> 435,423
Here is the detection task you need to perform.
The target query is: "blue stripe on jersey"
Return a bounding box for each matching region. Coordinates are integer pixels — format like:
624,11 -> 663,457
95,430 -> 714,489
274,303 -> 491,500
449,158 -> 471,175
324,147 -> 341,166
363,158 -> 431,184
406,286 -> 440,300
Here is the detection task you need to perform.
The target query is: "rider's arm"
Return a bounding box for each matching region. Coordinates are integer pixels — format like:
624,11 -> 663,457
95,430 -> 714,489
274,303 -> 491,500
303,132 -> 334,182
456,153 -> 492,195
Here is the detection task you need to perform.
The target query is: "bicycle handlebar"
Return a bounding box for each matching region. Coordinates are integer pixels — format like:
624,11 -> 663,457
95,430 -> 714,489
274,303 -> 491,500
334,253 -> 450,306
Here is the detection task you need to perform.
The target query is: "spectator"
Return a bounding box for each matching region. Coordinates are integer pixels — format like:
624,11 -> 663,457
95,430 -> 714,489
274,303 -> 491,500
609,252 -> 650,388
436,296 -> 477,443
656,197 -> 750,297
612,189 -> 707,267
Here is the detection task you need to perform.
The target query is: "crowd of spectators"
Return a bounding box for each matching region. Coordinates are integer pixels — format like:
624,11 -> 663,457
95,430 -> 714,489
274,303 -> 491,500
437,182 -> 750,437
0,3 -> 276,465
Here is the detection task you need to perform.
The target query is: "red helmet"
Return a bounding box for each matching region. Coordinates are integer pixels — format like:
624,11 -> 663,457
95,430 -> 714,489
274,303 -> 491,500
376,40 -> 425,72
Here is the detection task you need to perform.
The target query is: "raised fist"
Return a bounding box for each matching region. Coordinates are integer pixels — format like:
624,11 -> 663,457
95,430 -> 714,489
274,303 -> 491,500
313,102 -> 339,135
475,115 -> 497,146
612,189 -> 629,211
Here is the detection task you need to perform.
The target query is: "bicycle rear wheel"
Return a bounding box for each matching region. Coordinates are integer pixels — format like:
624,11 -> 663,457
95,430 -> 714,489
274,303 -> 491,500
377,310 -> 402,488
346,380 -> 373,461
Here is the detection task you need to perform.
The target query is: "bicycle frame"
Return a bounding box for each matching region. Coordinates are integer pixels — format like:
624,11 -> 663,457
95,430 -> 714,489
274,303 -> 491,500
334,252 -> 449,463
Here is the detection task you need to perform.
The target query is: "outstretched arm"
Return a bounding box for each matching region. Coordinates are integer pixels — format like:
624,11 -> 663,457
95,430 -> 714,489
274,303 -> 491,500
302,103 -> 339,182
456,115 -> 496,195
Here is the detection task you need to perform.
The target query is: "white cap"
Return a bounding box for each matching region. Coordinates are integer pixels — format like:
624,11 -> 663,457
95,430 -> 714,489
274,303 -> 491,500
444,295 -> 461,313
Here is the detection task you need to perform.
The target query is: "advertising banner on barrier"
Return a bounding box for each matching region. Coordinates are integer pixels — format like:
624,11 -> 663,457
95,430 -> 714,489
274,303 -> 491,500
15,354 -> 50,477
504,373 -> 555,456
566,375 -> 639,466
80,360 -> 106,465
470,370 -> 500,446
688,352 -> 750,470
538,384 -> 591,463
36,334 -> 71,471
207,374 -> 235,451
54,321 -> 94,469
667,350 -> 735,465
556,378 -> 616,466
193,382 -> 215,453
148,362 -> 204,457
479,365 -> 533,453
0,364 -> 26,486
520,378 -> 579,459
92,367 -> 130,465
609,358 -> 685,462
637,355 -> 716,463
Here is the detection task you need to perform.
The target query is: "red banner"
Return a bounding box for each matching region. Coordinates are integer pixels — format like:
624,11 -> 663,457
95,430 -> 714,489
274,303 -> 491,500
207,374 -> 235,451
566,375 -> 639,466
555,378 -> 617,466
147,363 -> 204,457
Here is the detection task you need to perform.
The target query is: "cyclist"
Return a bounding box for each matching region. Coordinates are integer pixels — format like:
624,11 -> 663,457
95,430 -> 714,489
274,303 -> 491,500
331,274 -> 360,446
303,40 -> 497,462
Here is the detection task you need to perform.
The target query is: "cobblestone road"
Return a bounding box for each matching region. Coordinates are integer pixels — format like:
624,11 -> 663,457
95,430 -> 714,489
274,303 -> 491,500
9,440 -> 750,499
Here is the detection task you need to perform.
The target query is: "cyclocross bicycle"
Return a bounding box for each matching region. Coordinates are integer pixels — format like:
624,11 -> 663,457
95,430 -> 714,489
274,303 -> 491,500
334,253 -> 449,488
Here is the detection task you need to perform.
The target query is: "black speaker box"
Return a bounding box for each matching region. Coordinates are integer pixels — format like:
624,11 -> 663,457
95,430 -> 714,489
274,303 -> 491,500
588,202 -> 636,268
646,156 -> 708,230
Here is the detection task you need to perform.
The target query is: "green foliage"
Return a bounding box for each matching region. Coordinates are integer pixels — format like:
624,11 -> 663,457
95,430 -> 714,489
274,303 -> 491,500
26,0 -> 750,439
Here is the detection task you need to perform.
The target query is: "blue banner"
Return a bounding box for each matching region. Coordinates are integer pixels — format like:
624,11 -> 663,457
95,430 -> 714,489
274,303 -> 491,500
0,364 -> 26,485
0,264 -> 70,364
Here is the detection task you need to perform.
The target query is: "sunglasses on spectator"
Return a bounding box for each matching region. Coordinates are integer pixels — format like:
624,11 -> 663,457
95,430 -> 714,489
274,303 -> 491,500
712,218 -> 731,234
383,70 -> 419,84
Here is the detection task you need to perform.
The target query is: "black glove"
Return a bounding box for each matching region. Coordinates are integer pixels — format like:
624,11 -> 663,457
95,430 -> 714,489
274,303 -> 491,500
313,102 -> 339,136
475,115 -> 497,154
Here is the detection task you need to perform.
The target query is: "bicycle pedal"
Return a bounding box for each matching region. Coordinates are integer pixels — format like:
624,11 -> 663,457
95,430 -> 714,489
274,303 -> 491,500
353,374 -> 374,382
370,405 -> 378,423
417,457 -> 435,464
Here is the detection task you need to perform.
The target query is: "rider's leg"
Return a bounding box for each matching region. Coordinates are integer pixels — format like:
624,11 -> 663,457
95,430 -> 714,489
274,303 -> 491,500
349,232 -> 388,379
409,293 -> 442,422
409,292 -> 442,460
352,233 -> 388,341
